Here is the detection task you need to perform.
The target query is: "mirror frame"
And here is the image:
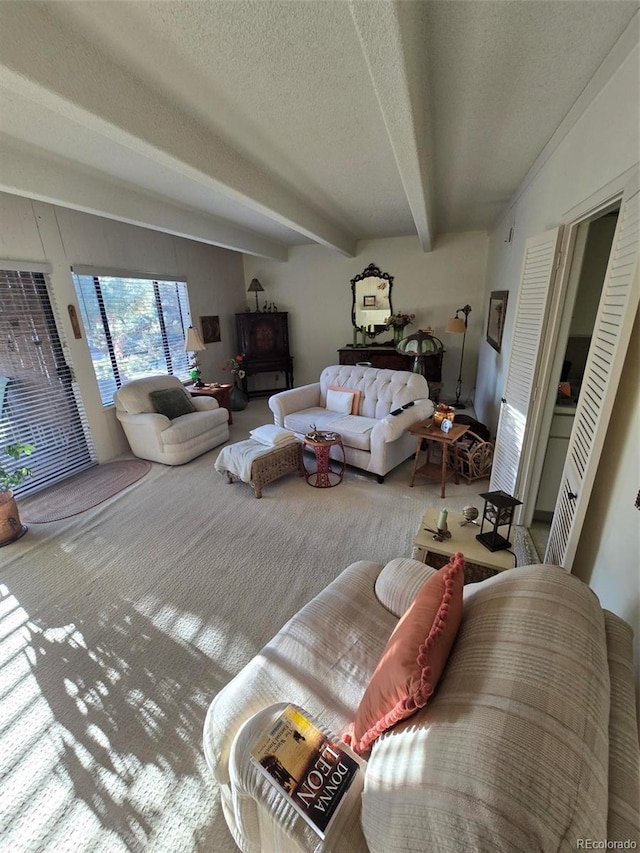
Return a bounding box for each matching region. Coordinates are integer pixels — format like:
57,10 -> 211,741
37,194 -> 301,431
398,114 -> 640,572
351,263 -> 394,339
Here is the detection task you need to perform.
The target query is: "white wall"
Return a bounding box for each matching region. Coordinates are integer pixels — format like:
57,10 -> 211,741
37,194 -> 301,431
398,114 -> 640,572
476,40 -> 640,434
243,232 -> 488,398
0,193 -> 246,461
475,40 -> 640,695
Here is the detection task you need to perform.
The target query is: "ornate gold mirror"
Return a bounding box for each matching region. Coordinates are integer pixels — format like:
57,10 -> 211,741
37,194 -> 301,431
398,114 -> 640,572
351,263 -> 393,339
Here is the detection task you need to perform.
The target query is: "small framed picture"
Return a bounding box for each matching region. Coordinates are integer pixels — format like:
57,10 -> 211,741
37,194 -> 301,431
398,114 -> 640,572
486,291 -> 508,353
363,295 -> 376,308
200,315 -> 221,344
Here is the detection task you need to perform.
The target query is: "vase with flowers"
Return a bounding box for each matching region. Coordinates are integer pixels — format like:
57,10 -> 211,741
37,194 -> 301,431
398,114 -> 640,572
223,354 -> 249,411
386,312 -> 416,344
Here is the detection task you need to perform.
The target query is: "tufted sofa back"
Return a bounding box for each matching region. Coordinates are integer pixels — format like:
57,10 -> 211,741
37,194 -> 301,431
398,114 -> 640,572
319,365 -> 429,419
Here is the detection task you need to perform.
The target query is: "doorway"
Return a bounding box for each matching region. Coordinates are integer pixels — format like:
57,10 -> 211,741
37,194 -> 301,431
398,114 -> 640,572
528,208 -> 620,558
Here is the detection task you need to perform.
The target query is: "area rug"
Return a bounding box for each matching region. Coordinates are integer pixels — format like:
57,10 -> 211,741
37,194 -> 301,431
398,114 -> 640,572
20,458 -> 152,522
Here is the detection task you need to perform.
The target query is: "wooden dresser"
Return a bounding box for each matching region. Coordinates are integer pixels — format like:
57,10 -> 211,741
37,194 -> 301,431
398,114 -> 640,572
338,345 -> 443,393
235,312 -> 294,398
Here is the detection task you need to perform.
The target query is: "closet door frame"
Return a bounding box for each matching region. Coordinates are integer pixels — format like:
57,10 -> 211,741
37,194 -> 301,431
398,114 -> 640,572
505,167 -> 638,560
544,170 -> 639,567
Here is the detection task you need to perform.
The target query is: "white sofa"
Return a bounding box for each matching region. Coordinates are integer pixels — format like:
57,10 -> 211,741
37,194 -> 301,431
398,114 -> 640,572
269,365 -> 434,481
113,374 -> 229,465
203,560 -> 639,853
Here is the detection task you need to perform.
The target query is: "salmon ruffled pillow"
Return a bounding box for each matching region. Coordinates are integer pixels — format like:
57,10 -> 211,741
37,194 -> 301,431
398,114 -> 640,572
347,552 -> 465,755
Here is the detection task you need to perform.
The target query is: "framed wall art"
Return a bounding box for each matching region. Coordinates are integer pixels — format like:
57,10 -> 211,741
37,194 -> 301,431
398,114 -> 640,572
200,315 -> 221,344
362,295 -> 377,308
486,291 -> 508,352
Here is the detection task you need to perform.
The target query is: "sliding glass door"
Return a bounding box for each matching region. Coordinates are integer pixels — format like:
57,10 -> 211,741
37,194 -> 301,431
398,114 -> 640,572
0,269 -> 96,498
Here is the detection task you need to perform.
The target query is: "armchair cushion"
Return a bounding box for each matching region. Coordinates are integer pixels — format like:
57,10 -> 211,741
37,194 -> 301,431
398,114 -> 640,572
149,387 -> 196,419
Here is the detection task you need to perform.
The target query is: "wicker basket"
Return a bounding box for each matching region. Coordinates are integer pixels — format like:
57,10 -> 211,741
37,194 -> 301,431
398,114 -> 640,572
447,430 -> 494,484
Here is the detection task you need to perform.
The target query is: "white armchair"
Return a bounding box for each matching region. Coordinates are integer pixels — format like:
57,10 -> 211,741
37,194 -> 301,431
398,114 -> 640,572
114,375 -> 229,465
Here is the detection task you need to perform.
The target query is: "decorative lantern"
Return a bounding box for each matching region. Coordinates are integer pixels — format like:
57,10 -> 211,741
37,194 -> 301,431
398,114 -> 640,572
476,490 -> 522,552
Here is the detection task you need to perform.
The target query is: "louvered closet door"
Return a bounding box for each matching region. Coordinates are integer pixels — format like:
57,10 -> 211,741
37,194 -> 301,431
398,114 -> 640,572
546,179 -> 640,568
490,228 -> 563,503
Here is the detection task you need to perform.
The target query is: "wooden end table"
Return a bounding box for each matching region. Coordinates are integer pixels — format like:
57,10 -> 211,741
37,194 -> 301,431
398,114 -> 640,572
185,383 -> 233,424
408,420 -> 469,498
302,433 -> 345,488
413,508 -> 515,582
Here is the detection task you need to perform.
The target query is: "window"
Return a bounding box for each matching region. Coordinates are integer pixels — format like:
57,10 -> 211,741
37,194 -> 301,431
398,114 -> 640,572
73,273 -> 192,405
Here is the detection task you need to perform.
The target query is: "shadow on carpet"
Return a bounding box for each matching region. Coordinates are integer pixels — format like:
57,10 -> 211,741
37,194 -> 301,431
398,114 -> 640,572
20,459 -> 152,522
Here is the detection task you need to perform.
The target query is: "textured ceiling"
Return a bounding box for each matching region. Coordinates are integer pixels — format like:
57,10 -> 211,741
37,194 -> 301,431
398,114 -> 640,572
0,1 -> 638,258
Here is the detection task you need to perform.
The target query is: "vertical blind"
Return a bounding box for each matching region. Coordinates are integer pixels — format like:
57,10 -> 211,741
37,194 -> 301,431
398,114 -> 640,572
73,273 -> 192,406
0,269 -> 96,498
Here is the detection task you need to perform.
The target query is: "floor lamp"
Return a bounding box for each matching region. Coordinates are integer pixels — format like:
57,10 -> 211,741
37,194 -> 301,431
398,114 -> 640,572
446,304 -> 472,409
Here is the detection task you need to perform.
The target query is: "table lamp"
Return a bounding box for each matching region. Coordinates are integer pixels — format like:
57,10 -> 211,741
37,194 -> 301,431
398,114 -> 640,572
395,330 -> 444,376
446,304 -> 472,409
247,278 -> 264,312
184,325 -> 206,387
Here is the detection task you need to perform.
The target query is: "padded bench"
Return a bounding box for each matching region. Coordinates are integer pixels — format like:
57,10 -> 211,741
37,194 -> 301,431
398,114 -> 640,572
215,438 -> 303,498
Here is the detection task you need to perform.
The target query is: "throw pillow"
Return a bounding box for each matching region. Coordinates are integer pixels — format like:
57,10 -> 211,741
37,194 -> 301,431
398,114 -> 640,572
348,552 -> 465,755
326,388 -> 355,414
249,425 -> 297,447
328,385 -> 362,415
149,388 -> 197,420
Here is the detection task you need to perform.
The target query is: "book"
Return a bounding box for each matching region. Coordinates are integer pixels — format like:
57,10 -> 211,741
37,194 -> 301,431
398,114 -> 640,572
250,705 -> 359,839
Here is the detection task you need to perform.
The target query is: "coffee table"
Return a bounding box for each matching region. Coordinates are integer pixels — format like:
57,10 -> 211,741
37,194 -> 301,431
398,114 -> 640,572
412,508 -> 515,583
408,420 -> 469,497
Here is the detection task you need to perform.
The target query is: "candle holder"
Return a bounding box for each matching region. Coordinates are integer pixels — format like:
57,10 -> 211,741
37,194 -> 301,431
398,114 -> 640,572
476,490 -> 522,552
435,527 -> 452,541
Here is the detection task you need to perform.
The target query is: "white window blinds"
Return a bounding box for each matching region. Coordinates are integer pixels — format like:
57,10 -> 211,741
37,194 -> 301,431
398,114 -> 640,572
0,269 -> 96,497
73,273 -> 192,406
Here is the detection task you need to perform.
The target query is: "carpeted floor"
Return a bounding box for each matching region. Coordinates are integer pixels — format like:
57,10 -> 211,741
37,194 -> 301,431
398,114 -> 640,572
0,400 -> 538,852
20,459 -> 152,522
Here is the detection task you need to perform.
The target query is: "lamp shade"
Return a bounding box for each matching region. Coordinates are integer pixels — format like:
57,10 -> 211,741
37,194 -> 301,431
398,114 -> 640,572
247,278 -> 264,294
184,325 -> 206,352
396,330 -> 444,376
396,330 -> 444,356
446,317 -> 466,334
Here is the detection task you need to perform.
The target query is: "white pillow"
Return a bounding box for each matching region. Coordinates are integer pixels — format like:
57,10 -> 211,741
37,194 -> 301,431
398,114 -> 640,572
326,388 -> 355,414
249,424 -> 296,446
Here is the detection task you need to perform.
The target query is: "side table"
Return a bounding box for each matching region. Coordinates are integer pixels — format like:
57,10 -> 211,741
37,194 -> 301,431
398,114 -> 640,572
185,383 -> 233,424
412,508 -> 515,582
408,420 -> 469,498
302,434 -> 345,488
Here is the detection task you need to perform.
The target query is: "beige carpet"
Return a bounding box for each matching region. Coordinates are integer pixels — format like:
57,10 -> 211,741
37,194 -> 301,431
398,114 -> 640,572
0,400 -> 538,852
20,459 -> 152,522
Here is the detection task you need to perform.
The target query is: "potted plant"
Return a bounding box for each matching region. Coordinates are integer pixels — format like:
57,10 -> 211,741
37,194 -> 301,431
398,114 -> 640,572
0,442 -> 34,545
